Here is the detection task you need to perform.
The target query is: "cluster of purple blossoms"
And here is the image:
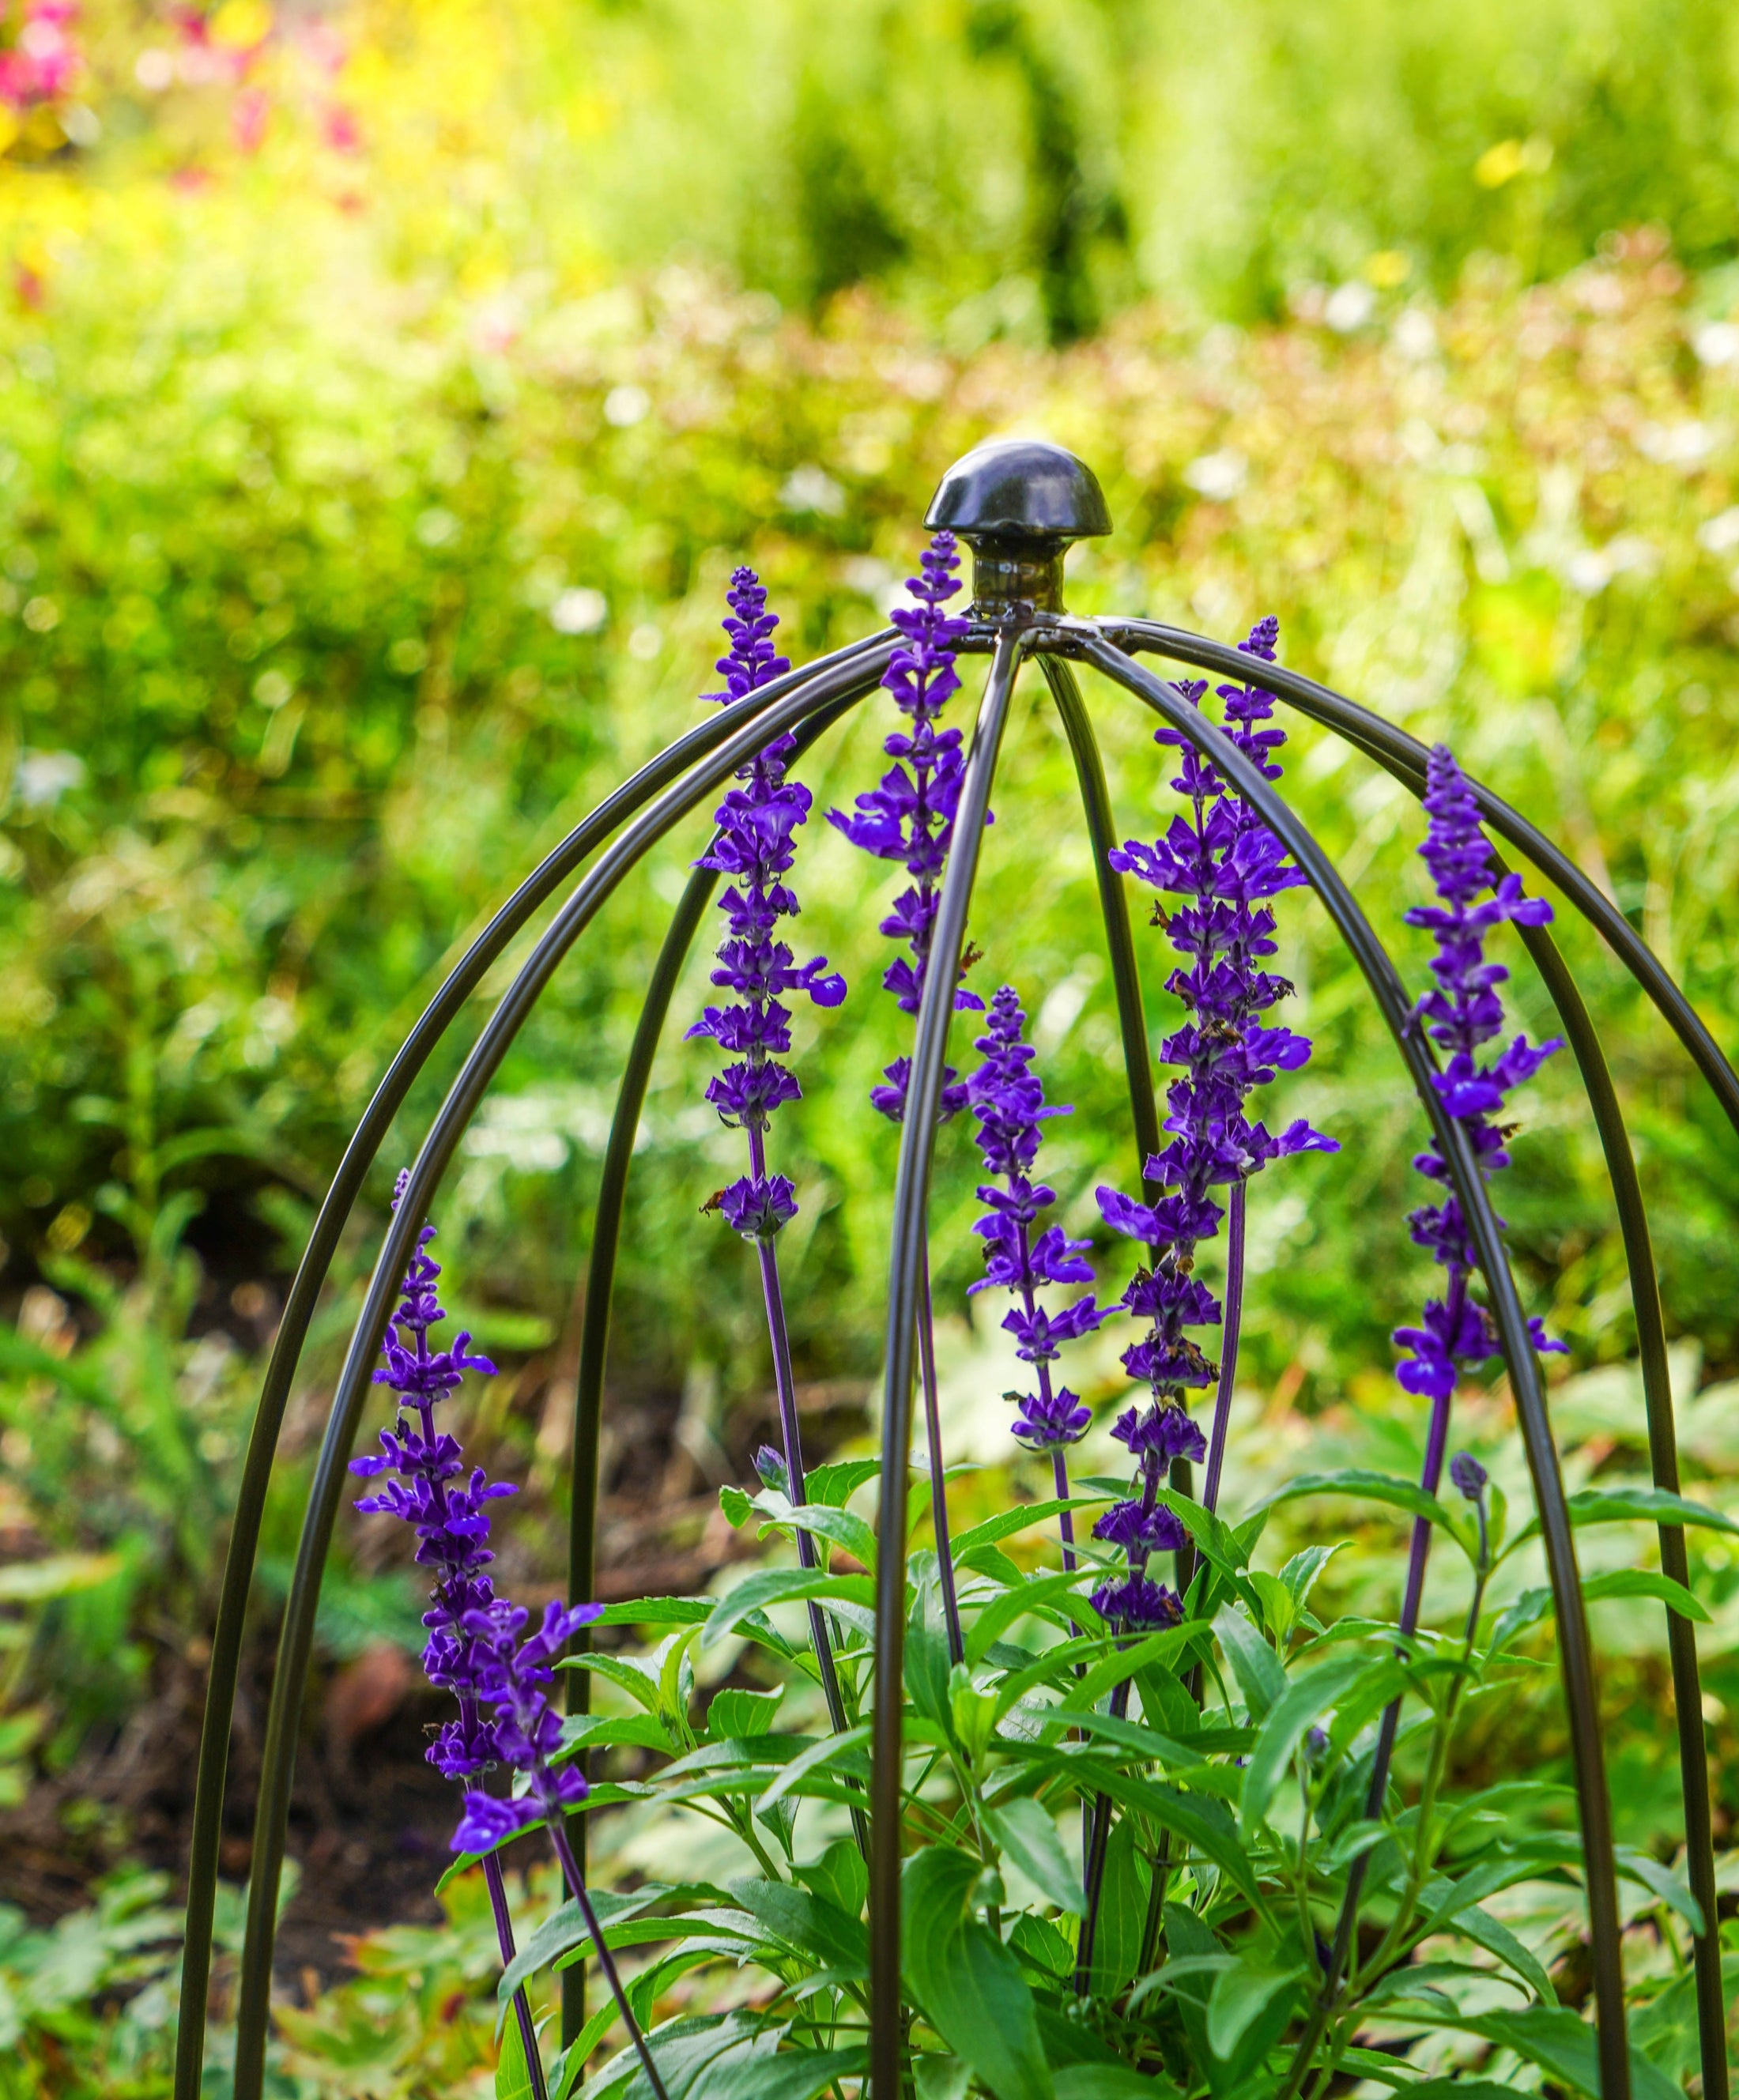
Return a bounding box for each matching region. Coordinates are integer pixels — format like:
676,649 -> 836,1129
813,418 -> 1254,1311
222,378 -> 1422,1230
350,1177 -> 514,1785
688,567 -> 844,1239
1092,620 -> 1335,1609
1095,622 -> 1333,1412
1088,1400 -> 1190,1631
349,1178 -> 595,1850
829,532 -> 983,1122
966,988 -> 1101,1459
448,1597 -> 600,1855
1392,746 -> 1565,1400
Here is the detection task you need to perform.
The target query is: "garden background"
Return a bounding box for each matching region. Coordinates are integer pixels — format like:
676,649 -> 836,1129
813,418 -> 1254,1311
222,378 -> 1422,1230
3,0 -> 1739,2091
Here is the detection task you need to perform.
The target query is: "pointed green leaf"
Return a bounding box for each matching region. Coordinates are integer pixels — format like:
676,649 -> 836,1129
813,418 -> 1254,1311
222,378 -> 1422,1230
1206,1961 -> 1304,2060
496,2008 -> 538,2100
1243,1468 -> 1454,1534
1213,1604 -> 1286,1720
1240,1653 -> 1376,1834
902,1846 -> 1054,2100
702,1568 -> 876,1649
987,1796 -> 1082,1916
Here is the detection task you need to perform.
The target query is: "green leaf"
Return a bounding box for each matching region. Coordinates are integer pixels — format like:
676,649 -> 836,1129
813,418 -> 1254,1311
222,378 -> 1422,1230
720,1484 -> 755,1528
702,2049 -> 869,2100
1240,1653 -> 1377,1834
952,1497 -> 1109,1560
756,1722 -> 873,1815
785,1500 -> 879,1572
1046,1707 -> 1217,1772
1071,1623 -> 1209,1710
793,1838 -> 868,1923
988,1796 -> 1082,1916
727,1876 -> 869,1974
1151,1488 -> 1259,1578
1206,1961 -> 1304,2060
902,1846 -> 1055,2100
496,1889 -> 674,2006
804,1457 -> 881,1507
1406,2005 -> 1681,2100
1441,1898 -> 1556,2004
557,1713 -> 673,1755
707,1687 -> 785,1741
1020,1751 -> 1262,1907
1053,2072 -> 1182,2100
1243,1468 -> 1454,1533
593,1597 -> 713,1629
915,2059 -> 974,2100
1510,1484 -> 1739,1554
968,1568 -> 1096,1664
702,1568 -> 876,1649
1088,1814 -> 1147,1996
1213,1604 -> 1286,1720
495,2008 -> 538,2100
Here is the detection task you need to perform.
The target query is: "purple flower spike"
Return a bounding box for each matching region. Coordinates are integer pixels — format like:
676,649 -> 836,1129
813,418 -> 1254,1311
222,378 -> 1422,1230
349,1172 -> 515,1785
968,988 -> 1102,1461
829,531 -> 983,1118
1097,620 -> 1337,1534
689,567 -> 843,1226
451,1598 -> 602,1854
1392,747 -> 1565,1400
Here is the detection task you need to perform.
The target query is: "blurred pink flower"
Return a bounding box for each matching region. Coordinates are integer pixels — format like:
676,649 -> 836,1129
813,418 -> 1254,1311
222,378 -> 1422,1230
231,83 -> 268,151
321,100 -> 359,151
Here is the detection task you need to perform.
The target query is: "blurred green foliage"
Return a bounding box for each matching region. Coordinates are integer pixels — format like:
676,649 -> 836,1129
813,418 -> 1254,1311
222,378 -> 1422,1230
2,2 -> 1739,2032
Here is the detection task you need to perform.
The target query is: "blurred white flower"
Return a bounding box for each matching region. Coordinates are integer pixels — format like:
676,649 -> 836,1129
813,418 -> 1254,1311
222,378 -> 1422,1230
1692,321 -> 1739,368
779,464 -> 845,516
603,384 -> 650,428
1696,507 -> 1739,555
550,586 -> 608,635
1182,449 -> 1247,502
1324,281 -> 1376,333
14,748 -> 84,807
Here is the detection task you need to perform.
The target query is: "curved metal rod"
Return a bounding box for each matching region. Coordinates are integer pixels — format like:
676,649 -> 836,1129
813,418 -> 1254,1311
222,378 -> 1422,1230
1076,634 -> 1631,2100
557,688 -> 866,2050
170,627 -> 894,2100
1299,714 -> 1725,2094
228,644 -> 896,2100
871,628 -> 1026,2100
1511,899 -> 1728,2099
1039,658 -> 1164,1174
560,857 -> 716,2054
1107,619 -> 1739,1139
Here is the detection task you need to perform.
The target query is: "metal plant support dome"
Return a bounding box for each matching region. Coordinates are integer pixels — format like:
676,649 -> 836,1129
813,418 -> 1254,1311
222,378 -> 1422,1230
172,439 -> 1736,2100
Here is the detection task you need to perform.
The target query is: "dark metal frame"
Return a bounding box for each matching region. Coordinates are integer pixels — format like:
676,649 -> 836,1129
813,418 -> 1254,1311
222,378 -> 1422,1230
172,571 -> 1732,2100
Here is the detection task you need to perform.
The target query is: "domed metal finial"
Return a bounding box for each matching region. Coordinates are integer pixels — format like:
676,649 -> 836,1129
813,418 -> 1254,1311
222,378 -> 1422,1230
924,437 -> 1111,614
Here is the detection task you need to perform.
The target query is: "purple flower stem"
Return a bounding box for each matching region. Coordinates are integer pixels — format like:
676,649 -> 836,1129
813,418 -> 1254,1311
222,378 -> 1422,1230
483,1853 -> 549,2100
918,1250 -> 964,1665
747,1127 -> 860,1776
540,1804 -> 670,2100
1200,1179 -> 1247,1517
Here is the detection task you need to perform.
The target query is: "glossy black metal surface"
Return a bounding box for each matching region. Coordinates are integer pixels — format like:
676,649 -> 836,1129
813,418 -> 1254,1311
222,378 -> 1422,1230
925,437 -> 1110,611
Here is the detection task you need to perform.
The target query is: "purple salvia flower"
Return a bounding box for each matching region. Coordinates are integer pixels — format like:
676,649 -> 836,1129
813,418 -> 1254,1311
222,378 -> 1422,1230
1391,745 -> 1566,1401
1088,1572 -> 1183,1632
349,1172 -> 509,1781
348,1177 -> 560,2099
451,1597 -> 601,1853
968,987 -> 1102,1450
688,566 -> 858,1744
1095,618 -> 1337,1536
828,530 -> 983,1120
688,567 -> 845,1243
968,987 -> 1101,1574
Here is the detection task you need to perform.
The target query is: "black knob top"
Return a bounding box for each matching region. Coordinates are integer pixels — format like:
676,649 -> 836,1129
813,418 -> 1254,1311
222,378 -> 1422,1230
924,438 -> 1111,542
